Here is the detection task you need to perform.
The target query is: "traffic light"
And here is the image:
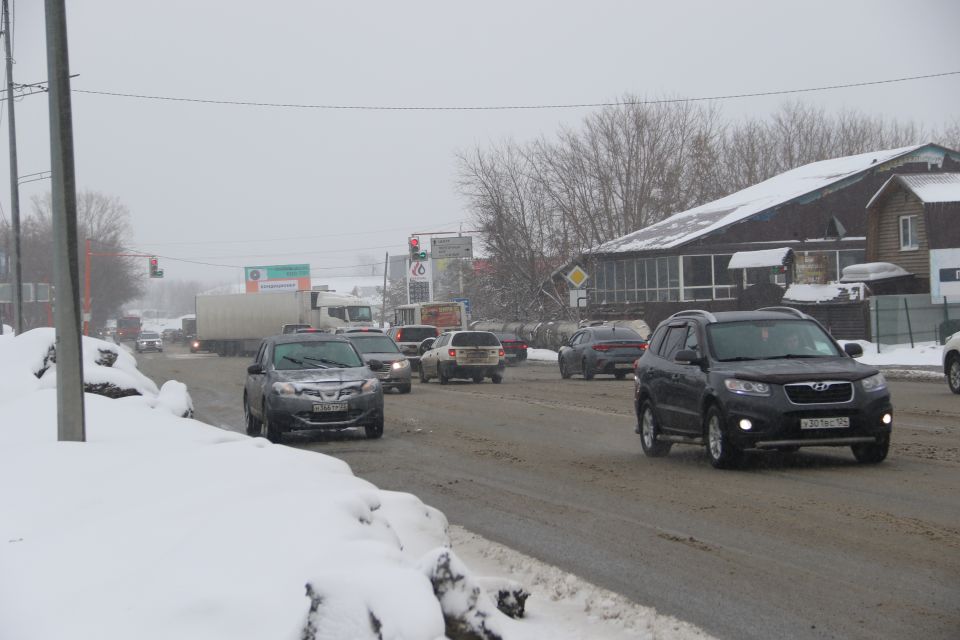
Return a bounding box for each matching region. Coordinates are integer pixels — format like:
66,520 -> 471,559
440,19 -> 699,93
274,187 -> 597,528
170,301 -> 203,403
409,237 -> 426,261
148,256 -> 163,278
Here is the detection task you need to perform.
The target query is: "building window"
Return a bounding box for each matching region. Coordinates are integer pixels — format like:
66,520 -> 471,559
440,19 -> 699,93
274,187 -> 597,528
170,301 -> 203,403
899,215 -> 919,251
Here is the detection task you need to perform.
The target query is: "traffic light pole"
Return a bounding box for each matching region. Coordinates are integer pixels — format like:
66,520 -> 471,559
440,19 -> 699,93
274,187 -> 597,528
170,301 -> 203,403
83,240 -> 159,335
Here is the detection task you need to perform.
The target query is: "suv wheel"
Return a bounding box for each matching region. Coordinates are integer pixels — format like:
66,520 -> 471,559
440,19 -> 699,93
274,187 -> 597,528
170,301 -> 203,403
705,405 -> 742,469
852,435 -> 889,464
491,373 -> 503,384
419,364 -> 429,383
439,364 -> 450,385
559,358 -> 571,379
638,400 -> 671,457
947,354 -> 960,394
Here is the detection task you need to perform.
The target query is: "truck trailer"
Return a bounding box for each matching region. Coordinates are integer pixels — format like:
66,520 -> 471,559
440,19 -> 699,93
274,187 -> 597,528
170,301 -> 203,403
195,290 -> 374,356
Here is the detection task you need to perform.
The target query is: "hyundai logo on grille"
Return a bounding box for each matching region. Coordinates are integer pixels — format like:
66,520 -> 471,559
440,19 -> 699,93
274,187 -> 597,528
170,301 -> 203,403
812,382 -> 830,391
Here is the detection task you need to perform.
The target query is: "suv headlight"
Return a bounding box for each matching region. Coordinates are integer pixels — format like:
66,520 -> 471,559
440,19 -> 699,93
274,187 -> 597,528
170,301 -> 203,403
361,378 -> 381,393
724,378 -> 771,396
860,372 -> 887,393
272,382 -> 296,396
392,360 -> 410,370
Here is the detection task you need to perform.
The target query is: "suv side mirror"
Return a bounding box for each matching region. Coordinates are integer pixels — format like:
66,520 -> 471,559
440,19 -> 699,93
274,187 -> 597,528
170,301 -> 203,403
674,349 -> 703,365
367,359 -> 384,371
247,363 -> 264,375
843,343 -> 863,358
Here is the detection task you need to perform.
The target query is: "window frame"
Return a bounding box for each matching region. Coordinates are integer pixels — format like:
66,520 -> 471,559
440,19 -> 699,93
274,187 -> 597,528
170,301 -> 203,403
899,214 -> 919,251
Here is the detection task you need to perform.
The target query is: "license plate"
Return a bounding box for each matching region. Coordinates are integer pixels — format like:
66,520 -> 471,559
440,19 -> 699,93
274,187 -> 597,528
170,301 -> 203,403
313,402 -> 347,412
800,417 -> 849,429
376,371 -> 391,379
615,363 -> 633,369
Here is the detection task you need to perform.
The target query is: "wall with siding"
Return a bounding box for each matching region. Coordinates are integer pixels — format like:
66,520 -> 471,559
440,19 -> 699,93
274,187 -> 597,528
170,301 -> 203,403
875,190 -> 929,277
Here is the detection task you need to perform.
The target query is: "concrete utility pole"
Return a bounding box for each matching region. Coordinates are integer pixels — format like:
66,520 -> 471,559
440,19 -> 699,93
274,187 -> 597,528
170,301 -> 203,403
381,251 -> 388,328
3,0 -> 23,334
45,0 -> 85,442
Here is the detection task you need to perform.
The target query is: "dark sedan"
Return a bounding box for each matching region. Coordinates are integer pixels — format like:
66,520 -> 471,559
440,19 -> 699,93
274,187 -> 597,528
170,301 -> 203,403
558,325 -> 648,380
243,334 -> 385,443
494,332 -> 528,363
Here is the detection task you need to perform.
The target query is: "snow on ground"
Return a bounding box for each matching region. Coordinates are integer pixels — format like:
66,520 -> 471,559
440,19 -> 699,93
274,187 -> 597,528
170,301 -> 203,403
0,330 -> 712,640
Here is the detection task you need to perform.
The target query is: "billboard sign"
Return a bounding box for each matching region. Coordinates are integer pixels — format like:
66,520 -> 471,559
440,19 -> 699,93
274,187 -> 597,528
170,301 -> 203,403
245,264 -> 311,293
930,249 -> 960,302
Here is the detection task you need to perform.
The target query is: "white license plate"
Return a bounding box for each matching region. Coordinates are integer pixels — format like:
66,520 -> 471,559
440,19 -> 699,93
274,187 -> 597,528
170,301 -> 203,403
313,402 -> 347,412
615,363 -> 633,369
800,417 -> 849,429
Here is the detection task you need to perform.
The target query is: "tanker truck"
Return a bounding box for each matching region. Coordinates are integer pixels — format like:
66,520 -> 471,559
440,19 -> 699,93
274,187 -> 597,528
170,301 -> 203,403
195,290 -> 374,356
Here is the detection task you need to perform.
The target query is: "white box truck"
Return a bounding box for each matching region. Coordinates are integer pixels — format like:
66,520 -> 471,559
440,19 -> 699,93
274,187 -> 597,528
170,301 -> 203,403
195,290 -> 374,356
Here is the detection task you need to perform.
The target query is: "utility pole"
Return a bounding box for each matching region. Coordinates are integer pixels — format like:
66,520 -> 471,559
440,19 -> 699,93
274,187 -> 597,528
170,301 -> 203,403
46,0 -> 85,442
380,251 -> 388,328
3,0 -> 23,334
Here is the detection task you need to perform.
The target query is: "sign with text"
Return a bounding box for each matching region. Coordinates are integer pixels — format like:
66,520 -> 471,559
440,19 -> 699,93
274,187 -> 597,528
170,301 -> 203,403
245,264 -> 311,293
431,236 -> 473,259
930,249 -> 960,302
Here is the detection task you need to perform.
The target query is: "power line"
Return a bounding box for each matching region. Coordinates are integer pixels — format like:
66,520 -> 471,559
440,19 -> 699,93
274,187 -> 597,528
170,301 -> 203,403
21,70 -> 956,111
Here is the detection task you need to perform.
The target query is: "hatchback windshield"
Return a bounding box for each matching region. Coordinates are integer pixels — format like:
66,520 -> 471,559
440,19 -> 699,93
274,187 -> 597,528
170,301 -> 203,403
592,327 -> 642,341
451,332 -> 500,347
273,340 -> 364,370
395,327 -> 437,342
348,335 -> 401,354
707,319 -> 843,361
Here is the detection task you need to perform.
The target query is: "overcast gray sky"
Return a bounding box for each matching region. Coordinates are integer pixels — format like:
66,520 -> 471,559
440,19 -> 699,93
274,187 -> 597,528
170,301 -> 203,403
3,0 -> 959,286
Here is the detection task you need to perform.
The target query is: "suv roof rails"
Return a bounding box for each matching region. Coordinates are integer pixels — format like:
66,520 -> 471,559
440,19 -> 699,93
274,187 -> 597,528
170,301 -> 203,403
667,309 -> 718,323
756,306 -> 809,319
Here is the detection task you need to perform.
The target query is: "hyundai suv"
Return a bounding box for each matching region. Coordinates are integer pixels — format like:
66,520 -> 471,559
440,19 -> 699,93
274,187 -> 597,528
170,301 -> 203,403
633,308 -> 893,469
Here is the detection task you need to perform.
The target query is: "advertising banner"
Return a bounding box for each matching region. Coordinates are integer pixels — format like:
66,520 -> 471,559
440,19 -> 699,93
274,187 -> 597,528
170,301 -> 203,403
245,264 -> 311,293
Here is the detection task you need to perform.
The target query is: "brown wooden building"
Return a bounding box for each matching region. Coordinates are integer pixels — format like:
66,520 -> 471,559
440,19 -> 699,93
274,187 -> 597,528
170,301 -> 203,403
583,143 -> 960,329
865,173 -> 960,293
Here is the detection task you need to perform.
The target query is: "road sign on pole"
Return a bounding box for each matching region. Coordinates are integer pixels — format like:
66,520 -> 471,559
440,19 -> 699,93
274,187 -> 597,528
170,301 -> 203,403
431,236 -> 473,259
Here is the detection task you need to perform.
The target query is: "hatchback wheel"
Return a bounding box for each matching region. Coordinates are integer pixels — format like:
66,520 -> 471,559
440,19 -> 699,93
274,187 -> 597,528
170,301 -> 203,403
262,406 -> 282,444
948,355 -> 960,394
705,405 -> 742,469
559,358 -> 571,379
243,397 -> 260,436
638,400 -> 671,457
582,358 -> 594,380
364,413 -> 384,439
491,373 -> 503,384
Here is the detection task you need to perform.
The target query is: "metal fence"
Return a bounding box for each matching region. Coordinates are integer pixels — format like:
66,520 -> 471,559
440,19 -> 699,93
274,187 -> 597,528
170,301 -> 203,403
869,294 -> 960,350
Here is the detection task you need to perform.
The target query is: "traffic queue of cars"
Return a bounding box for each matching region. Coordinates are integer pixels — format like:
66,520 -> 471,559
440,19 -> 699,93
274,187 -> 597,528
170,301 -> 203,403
137,305 -> 960,470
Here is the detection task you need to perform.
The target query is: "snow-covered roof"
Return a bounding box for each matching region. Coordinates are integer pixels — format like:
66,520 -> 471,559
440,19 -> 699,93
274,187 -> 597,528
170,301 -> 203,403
866,172 -> 960,209
727,247 -> 792,269
594,144 -> 936,255
839,262 -> 912,282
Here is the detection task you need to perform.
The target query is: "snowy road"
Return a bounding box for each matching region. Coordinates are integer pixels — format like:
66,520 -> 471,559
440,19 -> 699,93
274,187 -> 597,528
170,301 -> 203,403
138,345 -> 960,640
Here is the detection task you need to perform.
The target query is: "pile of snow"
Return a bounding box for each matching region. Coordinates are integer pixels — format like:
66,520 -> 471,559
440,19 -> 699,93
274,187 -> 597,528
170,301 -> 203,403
840,340 -> 944,367
783,282 -> 866,303
0,329 -> 712,640
528,348 -> 560,362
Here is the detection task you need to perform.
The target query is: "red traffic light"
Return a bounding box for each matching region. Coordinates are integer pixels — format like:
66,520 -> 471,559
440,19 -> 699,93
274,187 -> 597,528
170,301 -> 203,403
409,238 -> 419,248
149,258 -> 158,266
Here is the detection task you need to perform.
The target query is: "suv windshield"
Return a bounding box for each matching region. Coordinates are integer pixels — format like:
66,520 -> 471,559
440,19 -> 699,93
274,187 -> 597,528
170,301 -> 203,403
140,332 -> 159,339
451,332 -> 499,347
273,340 -> 363,370
349,335 -> 400,354
707,319 -> 843,361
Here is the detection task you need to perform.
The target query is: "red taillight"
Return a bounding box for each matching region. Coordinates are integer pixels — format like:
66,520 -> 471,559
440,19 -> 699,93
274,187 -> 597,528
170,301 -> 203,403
520,343 -> 527,349
396,330 -> 402,340
448,349 -> 457,357
499,349 -> 505,357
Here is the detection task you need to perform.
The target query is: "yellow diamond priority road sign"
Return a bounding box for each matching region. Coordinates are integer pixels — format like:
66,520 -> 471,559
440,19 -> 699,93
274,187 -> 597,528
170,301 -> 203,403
565,265 -> 589,288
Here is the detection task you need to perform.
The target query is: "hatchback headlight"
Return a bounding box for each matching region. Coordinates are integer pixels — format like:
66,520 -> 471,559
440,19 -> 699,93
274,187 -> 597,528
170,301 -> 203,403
361,378 -> 380,393
392,360 -> 410,370
724,378 -> 771,396
272,382 -> 296,396
861,372 -> 887,393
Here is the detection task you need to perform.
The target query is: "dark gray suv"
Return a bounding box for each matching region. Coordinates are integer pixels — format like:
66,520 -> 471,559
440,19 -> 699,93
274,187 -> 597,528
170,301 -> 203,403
633,308 -> 893,469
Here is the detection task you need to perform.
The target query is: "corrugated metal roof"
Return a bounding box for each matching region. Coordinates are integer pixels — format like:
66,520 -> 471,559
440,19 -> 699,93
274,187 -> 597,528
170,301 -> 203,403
894,172 -> 960,203
594,144 -> 936,255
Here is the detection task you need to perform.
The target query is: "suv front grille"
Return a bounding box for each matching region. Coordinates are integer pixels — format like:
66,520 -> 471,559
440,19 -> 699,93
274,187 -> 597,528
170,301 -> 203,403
784,381 -> 853,404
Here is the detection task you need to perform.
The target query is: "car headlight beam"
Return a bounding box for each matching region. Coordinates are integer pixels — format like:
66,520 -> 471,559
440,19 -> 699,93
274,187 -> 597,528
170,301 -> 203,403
272,382 -> 297,396
361,378 -> 381,393
392,360 -> 410,370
